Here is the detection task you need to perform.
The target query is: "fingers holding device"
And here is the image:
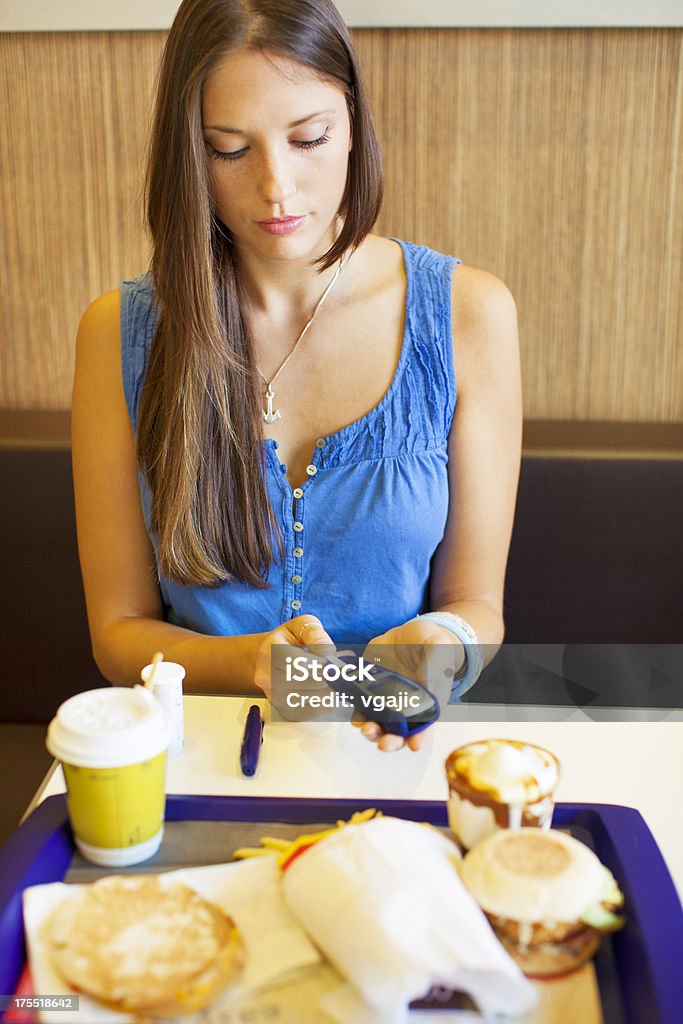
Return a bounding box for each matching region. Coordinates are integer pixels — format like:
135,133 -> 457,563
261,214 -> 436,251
277,647 -> 440,747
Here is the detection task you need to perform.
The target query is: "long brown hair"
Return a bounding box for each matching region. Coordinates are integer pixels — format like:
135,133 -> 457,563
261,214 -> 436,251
138,0 -> 383,588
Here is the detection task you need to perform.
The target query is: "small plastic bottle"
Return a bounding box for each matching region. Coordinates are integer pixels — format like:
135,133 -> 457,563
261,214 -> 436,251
141,661 -> 185,758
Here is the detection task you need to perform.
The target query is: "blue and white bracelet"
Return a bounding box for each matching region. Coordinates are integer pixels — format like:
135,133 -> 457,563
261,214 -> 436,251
417,611 -> 485,699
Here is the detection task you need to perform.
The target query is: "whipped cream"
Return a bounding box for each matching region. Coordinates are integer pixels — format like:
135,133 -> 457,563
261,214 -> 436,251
453,740 -> 558,803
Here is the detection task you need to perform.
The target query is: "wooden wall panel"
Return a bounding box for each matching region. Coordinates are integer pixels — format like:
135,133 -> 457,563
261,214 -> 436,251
0,31 -> 165,407
1,29 -> 681,421
360,29 -> 683,422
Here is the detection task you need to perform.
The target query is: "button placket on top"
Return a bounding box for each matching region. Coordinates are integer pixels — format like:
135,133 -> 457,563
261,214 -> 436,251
289,489 -> 304,613
267,438 -> 328,619
287,439 -> 327,617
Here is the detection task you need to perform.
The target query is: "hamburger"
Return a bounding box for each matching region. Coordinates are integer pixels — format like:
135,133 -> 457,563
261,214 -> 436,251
49,874 -> 244,1016
460,828 -> 624,978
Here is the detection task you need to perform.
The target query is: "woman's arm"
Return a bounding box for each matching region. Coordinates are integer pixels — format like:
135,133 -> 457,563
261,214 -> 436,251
358,265 -> 522,750
428,264 -> 522,650
72,290 -> 332,693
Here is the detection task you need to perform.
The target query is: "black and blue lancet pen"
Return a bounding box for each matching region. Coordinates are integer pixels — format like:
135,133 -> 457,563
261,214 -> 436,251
240,705 -> 264,776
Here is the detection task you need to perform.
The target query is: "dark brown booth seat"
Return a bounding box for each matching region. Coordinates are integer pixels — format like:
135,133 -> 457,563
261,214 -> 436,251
505,456 -> 683,643
1,443 -> 681,843
0,448 -> 105,843
1,449 -> 105,723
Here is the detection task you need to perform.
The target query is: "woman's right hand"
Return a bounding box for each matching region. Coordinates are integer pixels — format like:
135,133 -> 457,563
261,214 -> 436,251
253,615 -> 335,699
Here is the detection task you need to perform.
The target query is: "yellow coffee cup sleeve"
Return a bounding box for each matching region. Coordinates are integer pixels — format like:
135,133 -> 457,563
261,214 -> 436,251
63,752 -> 167,849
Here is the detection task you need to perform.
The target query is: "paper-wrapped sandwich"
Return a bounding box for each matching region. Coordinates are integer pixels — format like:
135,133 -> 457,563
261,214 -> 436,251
460,827 -> 625,978
48,874 -> 244,1017
279,815 -> 538,1021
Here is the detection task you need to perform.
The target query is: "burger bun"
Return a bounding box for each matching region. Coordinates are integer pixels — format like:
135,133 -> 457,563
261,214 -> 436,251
49,874 -> 244,1016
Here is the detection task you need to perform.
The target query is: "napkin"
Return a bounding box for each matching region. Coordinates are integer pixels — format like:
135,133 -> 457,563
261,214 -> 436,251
281,816 -> 538,1023
23,856 -> 322,1024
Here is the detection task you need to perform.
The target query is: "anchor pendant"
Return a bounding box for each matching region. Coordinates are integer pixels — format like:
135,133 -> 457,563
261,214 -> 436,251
263,383 -> 281,423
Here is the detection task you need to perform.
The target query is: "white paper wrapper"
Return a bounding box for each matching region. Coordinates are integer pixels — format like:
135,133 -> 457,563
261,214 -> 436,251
23,856 -> 322,1024
282,817 -> 537,1022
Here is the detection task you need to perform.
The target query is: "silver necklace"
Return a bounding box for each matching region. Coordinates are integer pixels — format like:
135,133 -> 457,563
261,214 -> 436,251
256,255 -> 346,423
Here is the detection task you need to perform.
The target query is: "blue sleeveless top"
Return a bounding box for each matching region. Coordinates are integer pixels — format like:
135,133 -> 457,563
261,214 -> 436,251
120,239 -> 460,645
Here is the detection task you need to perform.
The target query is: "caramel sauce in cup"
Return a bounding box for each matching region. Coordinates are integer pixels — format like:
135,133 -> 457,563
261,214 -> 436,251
445,739 -> 560,851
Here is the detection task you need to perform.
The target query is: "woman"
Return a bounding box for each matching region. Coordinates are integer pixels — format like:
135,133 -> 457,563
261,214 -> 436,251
72,0 -> 521,752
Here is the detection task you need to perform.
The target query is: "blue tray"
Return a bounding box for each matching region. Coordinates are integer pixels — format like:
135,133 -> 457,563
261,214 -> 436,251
1,795 -> 682,1023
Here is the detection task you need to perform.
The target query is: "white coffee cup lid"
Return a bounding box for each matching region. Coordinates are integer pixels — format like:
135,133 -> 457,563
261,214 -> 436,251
47,686 -> 172,768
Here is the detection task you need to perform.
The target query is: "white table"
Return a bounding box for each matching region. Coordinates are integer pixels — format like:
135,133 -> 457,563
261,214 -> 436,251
37,695 -> 683,899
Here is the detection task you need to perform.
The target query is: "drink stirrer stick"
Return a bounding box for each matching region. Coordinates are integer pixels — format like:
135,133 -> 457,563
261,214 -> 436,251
143,651 -> 164,690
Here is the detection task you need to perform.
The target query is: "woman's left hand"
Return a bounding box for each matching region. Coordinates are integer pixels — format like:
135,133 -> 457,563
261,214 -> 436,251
353,617 -> 463,752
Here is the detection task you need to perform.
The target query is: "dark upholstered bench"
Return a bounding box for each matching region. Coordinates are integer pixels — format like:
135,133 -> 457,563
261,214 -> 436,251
1,448 -> 105,843
505,456 -> 683,643
1,445 -> 681,842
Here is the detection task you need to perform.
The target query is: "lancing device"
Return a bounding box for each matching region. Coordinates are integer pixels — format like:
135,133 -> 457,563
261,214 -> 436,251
240,704 -> 264,776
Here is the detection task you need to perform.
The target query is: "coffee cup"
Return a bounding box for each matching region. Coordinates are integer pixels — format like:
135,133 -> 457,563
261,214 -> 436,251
46,686 -> 172,866
445,738 -> 560,851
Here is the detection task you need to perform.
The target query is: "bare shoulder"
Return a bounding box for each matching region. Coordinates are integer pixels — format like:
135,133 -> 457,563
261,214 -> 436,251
77,288 -> 121,343
73,289 -> 126,418
450,265 -> 519,388
451,264 -> 517,337
75,289 -> 123,390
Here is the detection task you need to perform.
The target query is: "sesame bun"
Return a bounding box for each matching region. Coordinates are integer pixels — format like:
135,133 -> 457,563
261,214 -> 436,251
49,875 -> 244,1016
460,829 -> 624,978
